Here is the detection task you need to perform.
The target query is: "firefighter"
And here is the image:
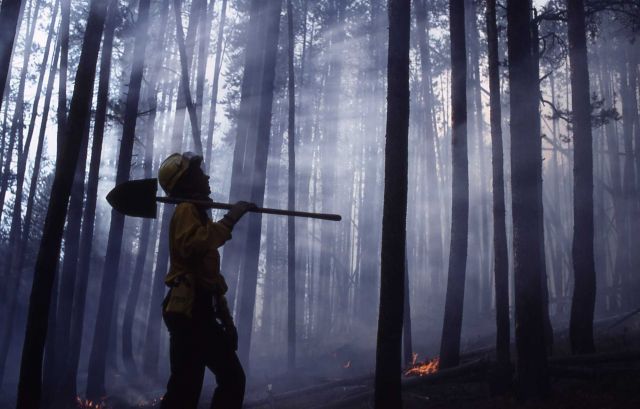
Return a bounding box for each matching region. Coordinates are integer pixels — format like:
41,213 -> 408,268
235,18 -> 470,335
158,152 -> 255,409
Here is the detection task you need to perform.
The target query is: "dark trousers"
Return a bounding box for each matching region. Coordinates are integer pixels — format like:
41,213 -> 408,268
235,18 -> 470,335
160,311 -> 245,409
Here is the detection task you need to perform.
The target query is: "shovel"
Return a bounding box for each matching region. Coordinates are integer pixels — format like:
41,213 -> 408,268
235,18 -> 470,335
106,178 -> 342,221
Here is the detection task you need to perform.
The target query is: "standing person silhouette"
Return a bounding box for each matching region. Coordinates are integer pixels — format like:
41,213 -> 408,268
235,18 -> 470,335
158,152 -> 255,409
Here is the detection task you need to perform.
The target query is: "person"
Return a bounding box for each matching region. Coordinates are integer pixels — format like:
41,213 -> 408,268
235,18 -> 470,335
158,152 -> 255,409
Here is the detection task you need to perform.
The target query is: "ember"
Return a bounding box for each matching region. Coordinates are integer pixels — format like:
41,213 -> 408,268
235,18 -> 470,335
404,354 -> 439,377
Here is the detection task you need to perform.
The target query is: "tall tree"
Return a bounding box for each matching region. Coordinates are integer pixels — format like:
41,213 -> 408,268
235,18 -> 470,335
567,0 -> 596,354
374,0 -> 410,406
486,0 -> 510,370
236,0 -> 282,368
85,0 -> 152,398
414,0 -> 444,296
15,0 -> 110,406
143,0 -> 201,376
122,0 -> 170,374
0,0 -> 41,227
286,0 -> 297,371
0,15 -> 59,388
204,0 -> 228,169
172,0 -> 204,154
57,0 -> 70,159
0,0 -> 23,112
439,0 -> 469,370
506,0 -> 549,399
54,2 -> 119,404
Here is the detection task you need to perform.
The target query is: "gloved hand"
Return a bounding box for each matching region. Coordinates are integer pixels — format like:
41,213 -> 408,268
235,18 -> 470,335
221,201 -> 257,229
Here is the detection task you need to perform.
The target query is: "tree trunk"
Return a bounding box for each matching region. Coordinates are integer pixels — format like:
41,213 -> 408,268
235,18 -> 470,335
57,0 -> 70,160
403,257 -> 413,366
236,0 -> 282,369
439,0 -> 468,370
567,0 -> 596,354
85,0 -> 151,399
317,0 -> 346,340
204,0 -> 228,170
374,0 -> 409,406
53,2 -> 118,404
50,101 -> 89,384
143,0 -> 200,376
122,0 -> 170,374
172,0 -> 203,154
0,20 -> 59,389
195,0 -> 213,136
506,0 -> 549,399
0,0 -> 23,113
221,0 -> 268,310
0,0 -> 41,229
414,0 -> 444,299
15,0 -> 110,406
486,0 -> 510,368
286,0 -> 296,371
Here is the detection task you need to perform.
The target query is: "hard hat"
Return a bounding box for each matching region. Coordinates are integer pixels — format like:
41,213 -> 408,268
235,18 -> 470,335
158,152 -> 203,195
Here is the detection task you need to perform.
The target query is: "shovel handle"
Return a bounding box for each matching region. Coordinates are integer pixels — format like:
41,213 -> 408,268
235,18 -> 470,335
157,197 -> 342,221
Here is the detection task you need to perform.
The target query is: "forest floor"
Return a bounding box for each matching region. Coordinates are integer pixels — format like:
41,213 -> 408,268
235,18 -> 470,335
235,310 -> 640,409
2,311 -> 640,408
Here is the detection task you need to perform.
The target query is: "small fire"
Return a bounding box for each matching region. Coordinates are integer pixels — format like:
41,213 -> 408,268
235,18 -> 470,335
342,360 -> 351,369
76,397 -> 109,409
404,354 -> 439,377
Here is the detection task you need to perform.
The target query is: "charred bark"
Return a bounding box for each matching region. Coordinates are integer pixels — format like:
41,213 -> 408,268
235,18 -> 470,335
567,0 -> 597,355
374,0 -> 410,406
506,0 -> 549,399
15,0 -> 110,406
486,0 -> 510,369
85,0 -> 152,399
439,0 -> 468,370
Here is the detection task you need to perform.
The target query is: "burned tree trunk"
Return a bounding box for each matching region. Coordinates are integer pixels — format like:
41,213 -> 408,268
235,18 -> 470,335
54,2 -> 118,404
506,0 -> 549,399
567,0 -> 596,354
374,0 -> 410,406
85,0 -> 151,399
486,0 -> 510,368
439,0 -> 468,370
15,0 -> 110,406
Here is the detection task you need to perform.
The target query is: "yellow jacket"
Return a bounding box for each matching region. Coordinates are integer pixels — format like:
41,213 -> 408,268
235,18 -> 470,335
163,202 -> 232,317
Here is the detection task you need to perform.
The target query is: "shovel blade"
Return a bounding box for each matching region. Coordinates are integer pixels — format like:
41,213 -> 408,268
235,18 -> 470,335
106,178 -> 159,218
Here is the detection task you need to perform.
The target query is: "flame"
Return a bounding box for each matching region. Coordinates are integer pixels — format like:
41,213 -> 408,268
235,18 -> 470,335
76,397 -> 109,409
404,354 -> 439,377
342,360 -> 351,369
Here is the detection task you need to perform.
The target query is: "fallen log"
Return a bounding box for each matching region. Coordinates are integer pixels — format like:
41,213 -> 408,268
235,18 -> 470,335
607,307 -> 640,330
402,358 -> 488,388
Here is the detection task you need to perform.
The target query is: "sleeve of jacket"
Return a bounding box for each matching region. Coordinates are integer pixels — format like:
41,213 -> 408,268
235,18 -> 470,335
173,203 -> 232,258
